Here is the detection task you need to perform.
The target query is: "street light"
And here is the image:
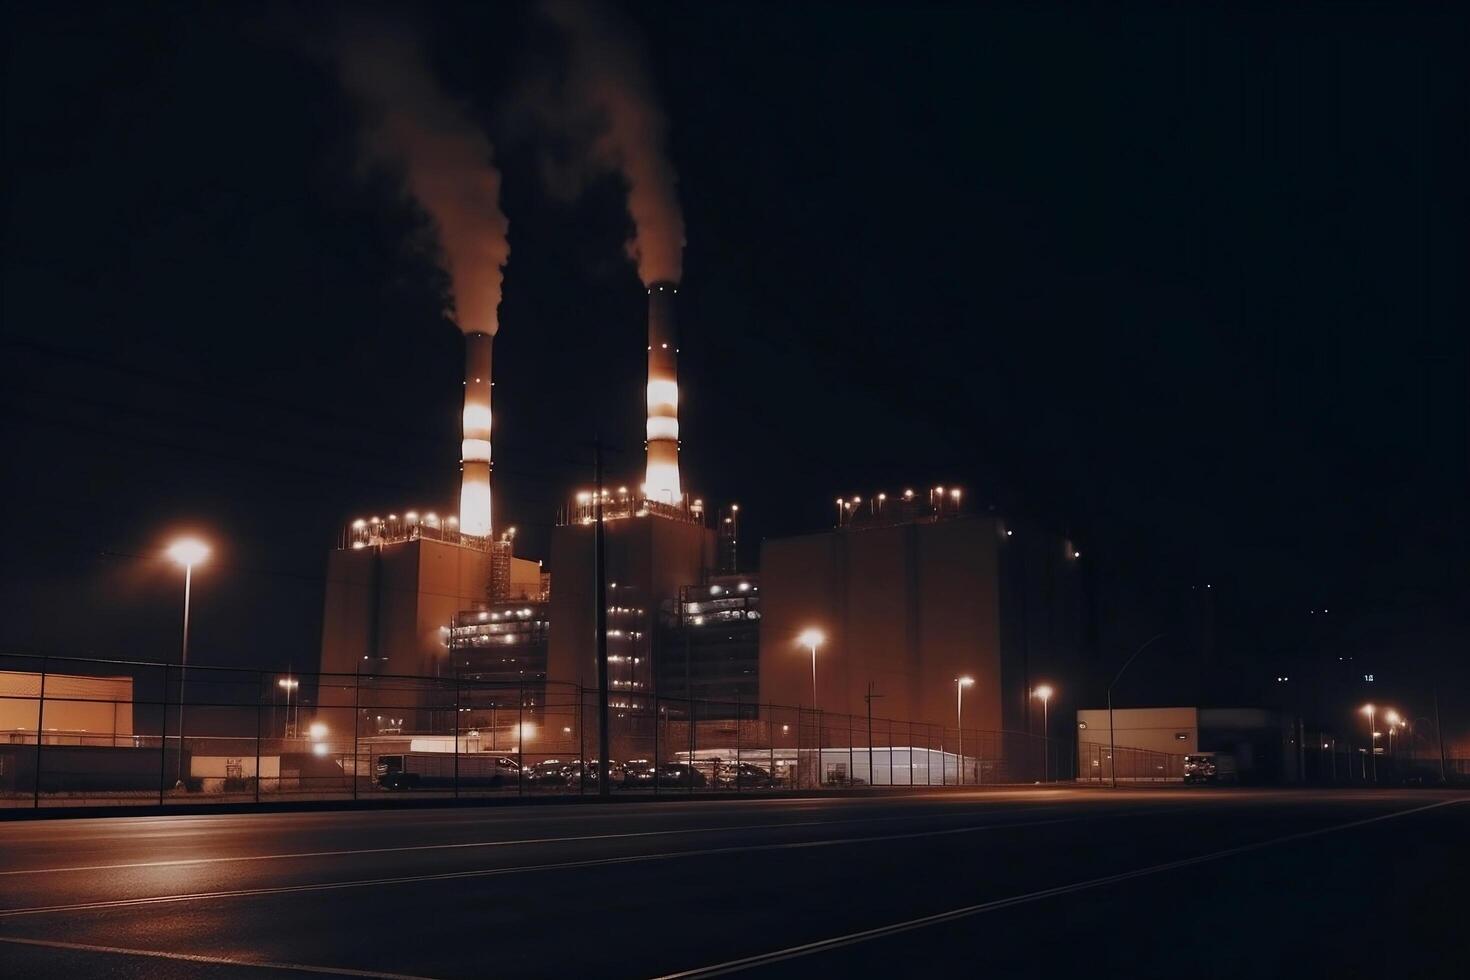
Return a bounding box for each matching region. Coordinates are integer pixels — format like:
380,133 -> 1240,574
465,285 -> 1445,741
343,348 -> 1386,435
166,537 -> 209,789
797,629 -> 824,710
1360,704 -> 1377,782
955,676 -> 974,786
1032,684 -> 1054,782
279,677 -> 299,738
1381,708 -> 1405,764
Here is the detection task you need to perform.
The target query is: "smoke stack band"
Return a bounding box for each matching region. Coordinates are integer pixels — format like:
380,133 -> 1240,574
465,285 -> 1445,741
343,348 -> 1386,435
645,281 -> 681,504
460,330 -> 494,536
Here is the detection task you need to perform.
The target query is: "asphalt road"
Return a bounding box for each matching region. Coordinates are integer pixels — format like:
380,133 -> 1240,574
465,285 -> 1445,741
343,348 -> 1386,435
0,788 -> 1465,978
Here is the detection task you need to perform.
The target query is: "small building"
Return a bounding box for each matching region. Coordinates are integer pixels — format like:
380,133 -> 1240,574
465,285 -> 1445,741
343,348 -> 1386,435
1076,706 -> 1301,783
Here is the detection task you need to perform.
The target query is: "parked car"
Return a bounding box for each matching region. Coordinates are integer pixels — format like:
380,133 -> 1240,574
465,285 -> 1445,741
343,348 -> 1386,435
525,759 -> 581,787
657,763 -> 708,788
581,760 -> 625,787
1183,752 -> 1238,785
715,762 -> 774,789
623,759 -> 659,788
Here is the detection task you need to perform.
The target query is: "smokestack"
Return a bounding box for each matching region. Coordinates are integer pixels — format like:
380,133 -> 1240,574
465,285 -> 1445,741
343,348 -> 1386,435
644,282 -> 681,504
459,331 -> 493,537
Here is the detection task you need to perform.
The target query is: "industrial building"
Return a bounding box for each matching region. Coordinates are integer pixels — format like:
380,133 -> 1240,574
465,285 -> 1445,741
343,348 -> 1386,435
758,496 -> 1086,740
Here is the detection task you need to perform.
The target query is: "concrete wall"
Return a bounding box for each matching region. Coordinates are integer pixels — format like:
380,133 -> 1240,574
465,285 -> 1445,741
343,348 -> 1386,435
0,672 -> 134,738
1076,706 -> 1199,754
758,517 -> 1005,733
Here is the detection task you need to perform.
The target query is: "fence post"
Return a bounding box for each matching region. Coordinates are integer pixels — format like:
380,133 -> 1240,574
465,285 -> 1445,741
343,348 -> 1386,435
351,670 -> 360,801
768,705 -> 775,790
453,671 -> 460,799
255,673 -> 263,804
734,693 -> 741,795
33,656 -> 47,808
158,663 -> 170,805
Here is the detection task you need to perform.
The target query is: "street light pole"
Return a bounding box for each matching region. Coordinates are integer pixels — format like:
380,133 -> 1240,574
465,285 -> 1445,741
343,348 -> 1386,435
166,538 -> 209,791
1109,634 -> 1165,789
955,676 -> 973,786
1361,704 -> 1377,783
1032,685 -> 1054,782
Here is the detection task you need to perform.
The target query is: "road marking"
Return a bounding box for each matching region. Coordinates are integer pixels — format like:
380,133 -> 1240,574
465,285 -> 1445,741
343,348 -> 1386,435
0,809 -> 1135,918
0,934 -> 436,979
653,797 -> 1470,978
0,803 -> 1074,877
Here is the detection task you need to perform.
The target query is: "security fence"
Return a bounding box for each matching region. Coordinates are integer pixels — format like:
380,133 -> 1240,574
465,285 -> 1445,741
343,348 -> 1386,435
0,654 -> 1085,808
1075,740 -> 1184,783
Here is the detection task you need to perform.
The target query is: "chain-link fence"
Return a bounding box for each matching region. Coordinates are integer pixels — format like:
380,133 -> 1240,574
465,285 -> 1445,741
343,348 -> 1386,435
0,653 -> 1090,808
1075,740 -> 1184,783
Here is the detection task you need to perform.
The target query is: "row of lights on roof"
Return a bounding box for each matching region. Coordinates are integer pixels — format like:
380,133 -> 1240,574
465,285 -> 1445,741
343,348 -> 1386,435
353,512 -> 460,529
709,582 -> 754,595
837,487 -> 963,506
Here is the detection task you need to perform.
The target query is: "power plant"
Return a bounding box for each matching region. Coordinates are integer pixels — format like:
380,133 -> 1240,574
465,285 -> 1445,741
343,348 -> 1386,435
318,275 -> 1086,755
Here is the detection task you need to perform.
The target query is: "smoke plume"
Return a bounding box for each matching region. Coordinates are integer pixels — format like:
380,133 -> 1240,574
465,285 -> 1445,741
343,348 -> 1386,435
539,0 -> 685,285
336,23 -> 509,334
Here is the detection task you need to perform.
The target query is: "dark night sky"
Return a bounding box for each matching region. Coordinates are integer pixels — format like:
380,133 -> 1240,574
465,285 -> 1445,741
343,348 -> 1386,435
2,2 -> 1466,733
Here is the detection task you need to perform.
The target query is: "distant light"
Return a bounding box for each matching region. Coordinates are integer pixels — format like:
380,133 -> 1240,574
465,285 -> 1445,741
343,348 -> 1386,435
166,538 -> 209,568
737,582 -> 750,592
312,743 -> 329,757
308,722 -> 328,740
1033,685 -> 1053,700
903,489 -> 915,499
352,519 -> 367,530
797,628 -> 825,648
950,489 -> 961,500
957,676 -> 975,687
1006,529 -> 1013,536
1361,704 -> 1375,715
1073,551 -> 1081,559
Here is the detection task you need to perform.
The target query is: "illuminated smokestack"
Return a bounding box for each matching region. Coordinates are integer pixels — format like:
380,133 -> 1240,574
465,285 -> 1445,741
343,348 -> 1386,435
644,281 -> 681,504
459,331 -> 493,537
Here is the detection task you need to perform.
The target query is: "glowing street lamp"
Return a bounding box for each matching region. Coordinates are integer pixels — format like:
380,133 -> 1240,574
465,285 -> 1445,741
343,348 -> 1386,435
797,629 -> 825,710
1384,711 -> 1401,757
279,677 -> 300,738
166,537 -> 209,789
955,676 -> 974,786
1032,684 -> 1054,781
1360,704 -> 1377,782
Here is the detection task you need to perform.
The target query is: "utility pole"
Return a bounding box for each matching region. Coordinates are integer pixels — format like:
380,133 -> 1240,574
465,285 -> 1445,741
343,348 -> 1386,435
864,682 -> 883,786
1109,634 -> 1165,789
594,438 -> 611,798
